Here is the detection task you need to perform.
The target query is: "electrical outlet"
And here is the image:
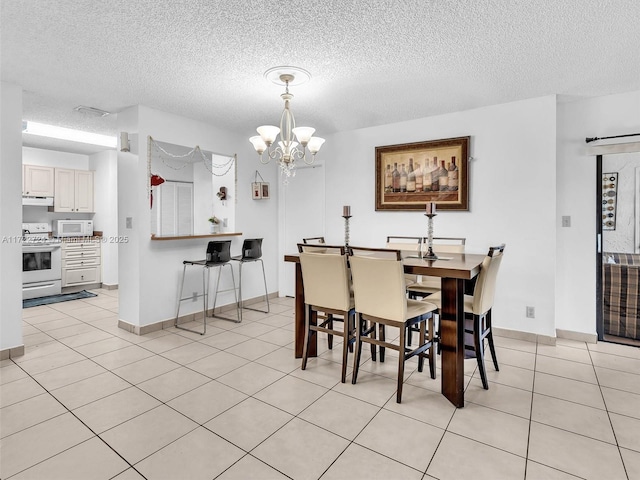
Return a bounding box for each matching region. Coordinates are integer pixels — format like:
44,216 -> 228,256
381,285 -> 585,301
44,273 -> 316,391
192,292 -> 198,301
126,217 -> 133,229
222,217 -> 228,227
562,216 -> 571,227
526,306 -> 535,318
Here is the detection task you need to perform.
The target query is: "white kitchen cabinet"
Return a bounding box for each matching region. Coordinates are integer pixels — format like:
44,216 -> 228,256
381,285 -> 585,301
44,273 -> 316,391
54,168 -> 94,212
61,240 -> 101,288
23,165 -> 55,197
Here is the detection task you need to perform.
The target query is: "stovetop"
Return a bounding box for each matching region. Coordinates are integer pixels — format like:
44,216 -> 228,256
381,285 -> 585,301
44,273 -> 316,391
22,222 -> 61,246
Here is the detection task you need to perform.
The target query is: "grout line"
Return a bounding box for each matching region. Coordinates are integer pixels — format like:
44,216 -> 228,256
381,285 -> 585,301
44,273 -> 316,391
590,345 -> 630,479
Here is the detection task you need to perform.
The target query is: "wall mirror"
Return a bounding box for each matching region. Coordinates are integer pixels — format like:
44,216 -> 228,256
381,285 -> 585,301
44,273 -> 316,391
148,138 -> 236,237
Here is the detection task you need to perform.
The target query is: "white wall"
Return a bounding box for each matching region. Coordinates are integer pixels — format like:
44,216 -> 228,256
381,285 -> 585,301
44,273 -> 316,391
1,82 -> 24,353
23,146 -> 89,169
556,90 -> 640,335
318,96 -> 558,337
117,105 -> 278,328
90,149 -> 118,286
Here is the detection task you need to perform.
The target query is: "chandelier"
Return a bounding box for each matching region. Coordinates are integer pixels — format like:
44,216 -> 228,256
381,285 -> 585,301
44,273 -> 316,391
249,67 -> 325,180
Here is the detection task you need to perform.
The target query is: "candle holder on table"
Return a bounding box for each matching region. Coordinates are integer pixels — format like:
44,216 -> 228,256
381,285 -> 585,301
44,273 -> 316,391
423,213 -> 438,260
343,214 -> 352,248
342,205 -> 351,248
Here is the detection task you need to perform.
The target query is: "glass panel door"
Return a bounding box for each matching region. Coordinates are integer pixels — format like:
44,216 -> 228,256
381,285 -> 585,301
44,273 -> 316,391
599,153 -> 640,346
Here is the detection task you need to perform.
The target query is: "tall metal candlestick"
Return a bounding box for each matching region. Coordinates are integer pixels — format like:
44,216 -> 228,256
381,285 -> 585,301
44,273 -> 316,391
423,213 -> 438,260
343,214 -> 351,248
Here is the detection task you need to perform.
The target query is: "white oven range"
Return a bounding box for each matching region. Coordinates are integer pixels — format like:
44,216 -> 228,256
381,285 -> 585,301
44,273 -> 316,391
22,223 -> 62,300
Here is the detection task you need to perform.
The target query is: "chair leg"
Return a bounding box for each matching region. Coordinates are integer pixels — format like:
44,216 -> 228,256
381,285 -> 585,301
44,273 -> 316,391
302,305 -> 313,371
379,323 -> 386,363
236,259 -> 269,315
237,260 -> 243,310
396,325 -> 405,403
228,263 -> 241,321
474,314 -> 489,389
348,312 -> 355,353
352,314 -> 364,384
417,320 -> 426,373
327,314 -> 334,350
259,259 -> 270,312
174,264 -> 188,327
210,263 -> 241,323
175,264 -> 208,336
340,313 -> 349,383
486,309 -> 499,371
428,316 -> 436,379
370,319 -> 377,362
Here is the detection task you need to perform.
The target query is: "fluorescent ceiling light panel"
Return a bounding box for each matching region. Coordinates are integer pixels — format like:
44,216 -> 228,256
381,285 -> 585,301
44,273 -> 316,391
22,121 -> 117,148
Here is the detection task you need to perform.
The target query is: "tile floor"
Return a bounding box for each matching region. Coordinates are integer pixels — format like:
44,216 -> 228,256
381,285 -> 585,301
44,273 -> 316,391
2,289 -> 640,479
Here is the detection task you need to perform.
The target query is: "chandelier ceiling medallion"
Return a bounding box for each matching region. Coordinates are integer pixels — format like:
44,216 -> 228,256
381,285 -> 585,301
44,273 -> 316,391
249,66 -> 325,180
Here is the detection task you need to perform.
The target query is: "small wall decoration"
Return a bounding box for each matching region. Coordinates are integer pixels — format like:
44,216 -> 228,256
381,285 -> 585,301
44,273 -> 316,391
602,172 -> 618,230
375,136 -> 469,211
252,182 -> 262,199
252,170 -> 269,200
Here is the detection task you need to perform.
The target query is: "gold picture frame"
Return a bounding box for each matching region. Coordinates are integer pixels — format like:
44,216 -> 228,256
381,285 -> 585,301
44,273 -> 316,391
375,136 -> 469,211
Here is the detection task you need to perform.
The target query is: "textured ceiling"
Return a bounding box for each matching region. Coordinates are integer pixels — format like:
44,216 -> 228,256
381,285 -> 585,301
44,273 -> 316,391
2,0 -> 640,155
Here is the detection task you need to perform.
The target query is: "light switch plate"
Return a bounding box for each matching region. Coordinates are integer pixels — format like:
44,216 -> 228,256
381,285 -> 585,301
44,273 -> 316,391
562,216 -> 571,227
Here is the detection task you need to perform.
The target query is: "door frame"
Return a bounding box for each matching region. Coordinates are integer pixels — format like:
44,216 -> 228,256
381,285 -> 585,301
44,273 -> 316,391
596,155 -> 604,340
590,142 -> 640,342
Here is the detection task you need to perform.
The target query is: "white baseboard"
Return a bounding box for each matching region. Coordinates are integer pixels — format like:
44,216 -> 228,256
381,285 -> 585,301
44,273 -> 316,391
118,292 -> 278,336
556,328 -> 598,344
0,344 -> 25,359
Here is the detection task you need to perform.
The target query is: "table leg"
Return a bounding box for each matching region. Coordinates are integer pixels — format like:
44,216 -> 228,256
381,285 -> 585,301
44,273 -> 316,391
439,277 -> 465,407
294,262 -> 317,358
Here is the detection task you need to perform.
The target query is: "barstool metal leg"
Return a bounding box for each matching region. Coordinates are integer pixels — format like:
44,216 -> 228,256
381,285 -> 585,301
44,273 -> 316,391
237,259 -> 270,315
175,263 -> 208,336
211,263 -> 242,323
260,258 -> 270,313
174,263 -> 188,328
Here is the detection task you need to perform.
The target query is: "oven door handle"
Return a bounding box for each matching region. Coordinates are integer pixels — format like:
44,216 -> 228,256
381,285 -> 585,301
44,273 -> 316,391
23,282 -> 58,291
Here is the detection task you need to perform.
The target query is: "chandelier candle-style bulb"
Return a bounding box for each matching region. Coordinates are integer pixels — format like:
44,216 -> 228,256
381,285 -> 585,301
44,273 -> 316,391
249,136 -> 267,155
256,126 -> 280,146
250,66 -> 325,181
292,127 -> 315,146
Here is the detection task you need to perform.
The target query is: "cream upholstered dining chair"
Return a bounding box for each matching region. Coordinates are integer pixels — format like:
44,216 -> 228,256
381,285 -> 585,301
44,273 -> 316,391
348,246 -> 438,403
426,244 -> 505,390
297,243 -> 356,383
385,236 -> 423,289
302,236 -> 326,244
406,237 -> 466,299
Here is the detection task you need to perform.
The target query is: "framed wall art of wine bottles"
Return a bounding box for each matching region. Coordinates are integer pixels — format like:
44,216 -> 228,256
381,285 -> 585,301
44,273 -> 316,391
375,136 -> 469,211
602,172 -> 618,230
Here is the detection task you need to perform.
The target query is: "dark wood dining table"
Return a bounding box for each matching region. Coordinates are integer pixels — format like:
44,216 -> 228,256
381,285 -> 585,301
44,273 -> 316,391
284,251 -> 486,408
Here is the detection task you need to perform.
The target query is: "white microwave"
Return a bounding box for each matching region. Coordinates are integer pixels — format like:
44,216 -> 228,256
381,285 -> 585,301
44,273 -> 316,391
52,220 -> 93,237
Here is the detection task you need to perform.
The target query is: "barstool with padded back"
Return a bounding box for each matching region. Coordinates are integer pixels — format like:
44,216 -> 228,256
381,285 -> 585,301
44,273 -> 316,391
174,240 -> 240,335
348,246 -> 438,403
297,243 -> 356,383
426,243 -> 505,389
302,237 -> 326,244
230,238 -> 269,322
